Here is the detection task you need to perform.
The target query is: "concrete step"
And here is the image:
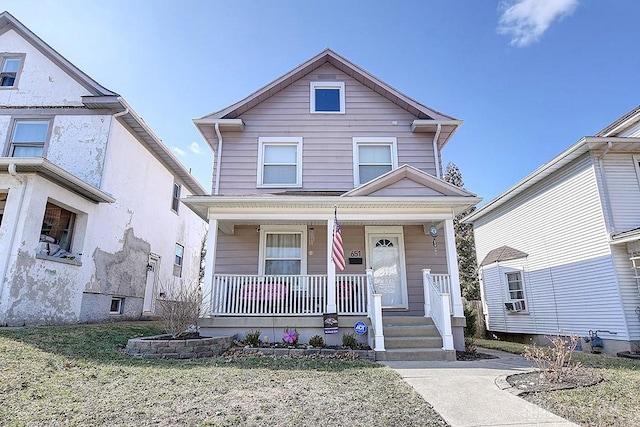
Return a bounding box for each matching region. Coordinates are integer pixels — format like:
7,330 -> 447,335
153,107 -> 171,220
376,348 -> 456,361
382,316 -> 435,327
384,336 -> 443,349
383,324 -> 441,338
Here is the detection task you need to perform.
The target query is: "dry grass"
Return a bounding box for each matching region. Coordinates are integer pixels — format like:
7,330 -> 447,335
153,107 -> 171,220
0,322 -> 448,427
476,338 -> 640,427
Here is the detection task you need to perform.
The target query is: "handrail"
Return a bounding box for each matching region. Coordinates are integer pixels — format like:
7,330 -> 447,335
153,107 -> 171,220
422,269 -> 454,350
366,268 -> 385,351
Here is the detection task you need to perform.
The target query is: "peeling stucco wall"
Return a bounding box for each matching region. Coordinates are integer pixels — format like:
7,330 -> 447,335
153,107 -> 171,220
91,228 -> 150,298
4,250 -> 79,326
46,115 -> 111,188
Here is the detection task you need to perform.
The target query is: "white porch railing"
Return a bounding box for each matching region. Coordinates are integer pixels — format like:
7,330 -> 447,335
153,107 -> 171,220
366,268 -> 385,351
211,274 -> 367,316
422,269 -> 454,350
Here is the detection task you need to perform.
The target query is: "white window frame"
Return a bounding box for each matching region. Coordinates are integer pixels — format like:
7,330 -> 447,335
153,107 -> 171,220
173,243 -> 184,277
352,137 -> 398,186
110,297 -> 124,315
171,182 -> 181,213
0,53 -> 25,89
257,137 -> 303,188
504,270 -> 528,313
258,225 -> 307,276
6,118 -> 52,157
310,81 -> 345,114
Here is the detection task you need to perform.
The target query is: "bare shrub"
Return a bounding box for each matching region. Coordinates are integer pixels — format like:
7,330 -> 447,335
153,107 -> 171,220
155,282 -> 204,339
464,337 -> 477,355
523,334 -> 582,382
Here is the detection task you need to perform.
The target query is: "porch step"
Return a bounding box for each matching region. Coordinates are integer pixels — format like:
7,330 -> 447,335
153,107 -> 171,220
379,316 -> 453,361
376,348 -> 456,362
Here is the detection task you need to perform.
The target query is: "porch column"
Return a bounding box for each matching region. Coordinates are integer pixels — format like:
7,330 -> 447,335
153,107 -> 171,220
202,218 -> 218,317
326,218 -> 337,313
444,219 -> 464,317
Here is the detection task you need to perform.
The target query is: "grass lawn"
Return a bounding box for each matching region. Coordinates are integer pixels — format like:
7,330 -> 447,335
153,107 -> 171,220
0,322 -> 448,427
476,338 -> 640,427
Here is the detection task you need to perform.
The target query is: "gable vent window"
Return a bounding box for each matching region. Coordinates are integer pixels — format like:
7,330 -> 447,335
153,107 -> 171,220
0,55 -> 23,88
310,81 -> 345,114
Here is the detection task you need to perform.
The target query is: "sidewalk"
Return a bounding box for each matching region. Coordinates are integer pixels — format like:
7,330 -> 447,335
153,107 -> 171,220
382,348 -> 580,427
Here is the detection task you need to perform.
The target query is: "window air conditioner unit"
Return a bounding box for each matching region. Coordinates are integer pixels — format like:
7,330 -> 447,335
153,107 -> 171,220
505,300 -> 526,312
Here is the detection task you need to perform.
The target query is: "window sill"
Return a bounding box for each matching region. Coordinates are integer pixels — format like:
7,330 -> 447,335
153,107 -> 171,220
505,310 -> 529,315
257,184 -> 302,189
36,253 -> 82,266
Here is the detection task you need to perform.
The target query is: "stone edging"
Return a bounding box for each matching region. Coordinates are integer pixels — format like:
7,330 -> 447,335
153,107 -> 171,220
495,375 -> 526,396
125,334 -> 234,359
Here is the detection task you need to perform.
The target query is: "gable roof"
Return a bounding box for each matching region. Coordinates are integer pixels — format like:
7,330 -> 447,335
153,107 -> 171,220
0,11 -> 207,196
195,49 -> 461,149
480,246 -> 528,266
465,115 -> 640,224
343,164 -> 476,198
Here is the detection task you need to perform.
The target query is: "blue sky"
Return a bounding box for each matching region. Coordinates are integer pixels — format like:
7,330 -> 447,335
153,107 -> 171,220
4,0 -> 640,204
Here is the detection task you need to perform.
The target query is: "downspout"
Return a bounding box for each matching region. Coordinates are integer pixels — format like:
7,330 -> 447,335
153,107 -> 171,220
214,122 -> 223,195
597,141 -> 614,234
100,107 -> 129,189
1,164 -> 27,304
433,123 -> 442,178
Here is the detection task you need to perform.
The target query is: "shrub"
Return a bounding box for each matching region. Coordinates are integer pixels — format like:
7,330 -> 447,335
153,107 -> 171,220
155,281 -> 204,338
244,330 -> 262,347
463,306 -> 477,338
522,334 -> 582,383
464,337 -> 477,355
308,335 -> 324,348
342,333 -> 358,349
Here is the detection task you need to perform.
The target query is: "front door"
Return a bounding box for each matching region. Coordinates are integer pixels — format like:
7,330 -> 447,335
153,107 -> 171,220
365,226 -> 408,309
143,255 -> 159,313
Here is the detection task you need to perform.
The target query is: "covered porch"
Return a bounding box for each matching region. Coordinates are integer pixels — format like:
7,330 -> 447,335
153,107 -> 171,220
185,194 -> 477,353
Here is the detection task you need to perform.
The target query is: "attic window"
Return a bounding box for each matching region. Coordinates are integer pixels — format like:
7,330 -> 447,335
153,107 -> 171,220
0,54 -> 24,88
310,81 -> 345,114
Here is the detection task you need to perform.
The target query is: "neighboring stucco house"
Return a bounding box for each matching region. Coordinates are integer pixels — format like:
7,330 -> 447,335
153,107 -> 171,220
183,49 -> 480,359
465,105 -> 640,354
0,12 -> 207,326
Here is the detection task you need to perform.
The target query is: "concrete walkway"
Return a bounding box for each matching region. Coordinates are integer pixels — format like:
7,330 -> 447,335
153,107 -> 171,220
382,348 -> 580,427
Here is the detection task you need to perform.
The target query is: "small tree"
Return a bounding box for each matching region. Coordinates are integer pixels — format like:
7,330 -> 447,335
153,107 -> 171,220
443,162 -> 480,300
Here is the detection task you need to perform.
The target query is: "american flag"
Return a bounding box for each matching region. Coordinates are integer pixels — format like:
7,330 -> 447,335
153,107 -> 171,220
332,213 -> 345,271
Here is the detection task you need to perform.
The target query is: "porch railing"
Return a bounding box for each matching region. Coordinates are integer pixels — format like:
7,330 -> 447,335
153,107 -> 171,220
422,269 -> 454,350
366,268 -> 385,351
211,274 -> 367,316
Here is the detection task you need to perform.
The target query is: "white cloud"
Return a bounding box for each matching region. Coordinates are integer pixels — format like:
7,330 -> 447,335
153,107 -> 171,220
498,0 -> 579,47
189,142 -> 202,154
171,146 -> 186,156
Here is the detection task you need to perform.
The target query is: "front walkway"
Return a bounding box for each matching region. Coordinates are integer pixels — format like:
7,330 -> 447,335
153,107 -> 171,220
381,348 -> 579,427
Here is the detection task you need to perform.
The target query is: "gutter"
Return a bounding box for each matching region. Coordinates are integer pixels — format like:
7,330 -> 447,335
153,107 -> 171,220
433,123 -> 442,178
100,107 -> 129,189
1,164 -> 27,307
597,141 -> 615,234
214,122 -> 222,195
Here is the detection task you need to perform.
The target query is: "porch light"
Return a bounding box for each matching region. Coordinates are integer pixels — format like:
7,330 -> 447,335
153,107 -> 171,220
309,227 -> 315,246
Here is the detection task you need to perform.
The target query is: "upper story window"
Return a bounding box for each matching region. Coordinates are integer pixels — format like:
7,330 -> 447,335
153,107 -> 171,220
8,119 -> 50,157
171,182 -> 181,213
353,137 -> 398,186
0,54 -> 24,88
310,81 -> 345,114
257,137 -> 303,187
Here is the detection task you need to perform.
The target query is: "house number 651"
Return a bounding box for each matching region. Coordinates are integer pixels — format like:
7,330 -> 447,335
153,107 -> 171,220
350,250 -> 361,257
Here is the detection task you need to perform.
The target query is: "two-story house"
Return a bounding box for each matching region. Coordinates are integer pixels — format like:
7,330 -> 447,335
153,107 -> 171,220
465,105 -> 640,354
0,12 -> 206,326
184,49 -> 480,359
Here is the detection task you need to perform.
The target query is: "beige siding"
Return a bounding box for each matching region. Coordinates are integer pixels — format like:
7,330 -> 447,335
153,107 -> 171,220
214,225 -> 260,275
216,63 -> 437,194
369,178 -> 443,196
474,155 -> 631,339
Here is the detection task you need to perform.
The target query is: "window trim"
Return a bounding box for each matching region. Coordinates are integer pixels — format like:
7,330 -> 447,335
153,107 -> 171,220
110,297 -> 124,315
310,81 -> 345,114
0,53 -> 25,89
257,137 -> 303,188
258,225 -> 308,276
352,137 -> 398,186
504,270 -> 528,314
171,182 -> 181,213
4,117 -> 53,157
173,243 -> 184,277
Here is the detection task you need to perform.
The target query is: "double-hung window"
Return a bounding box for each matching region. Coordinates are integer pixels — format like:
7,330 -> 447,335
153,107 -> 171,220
171,182 -> 181,213
310,81 -> 345,114
505,271 -> 527,312
259,225 -> 307,276
0,55 -> 24,88
257,137 -> 302,187
353,137 -> 398,186
173,243 -> 184,277
9,119 -> 50,157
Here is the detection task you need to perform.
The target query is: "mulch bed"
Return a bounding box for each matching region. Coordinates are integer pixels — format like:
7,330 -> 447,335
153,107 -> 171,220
456,350 -> 498,361
507,369 -> 603,393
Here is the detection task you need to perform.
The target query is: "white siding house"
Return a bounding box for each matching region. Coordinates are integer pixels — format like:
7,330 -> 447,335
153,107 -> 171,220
184,49 -> 481,359
466,106 -> 640,354
0,12 -> 207,326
